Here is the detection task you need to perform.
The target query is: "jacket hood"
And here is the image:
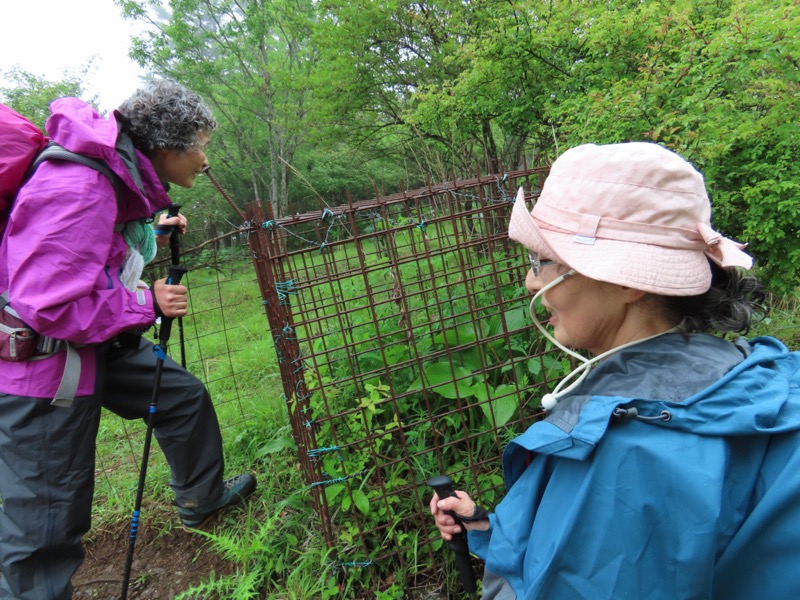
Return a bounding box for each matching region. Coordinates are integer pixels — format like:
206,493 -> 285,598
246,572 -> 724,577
658,335 -> 799,433
507,334 -> 800,466
45,97 -> 171,219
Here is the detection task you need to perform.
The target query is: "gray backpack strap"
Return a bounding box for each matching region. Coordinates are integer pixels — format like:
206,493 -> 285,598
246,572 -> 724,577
50,342 -> 81,408
27,141 -> 122,200
30,141 -> 115,179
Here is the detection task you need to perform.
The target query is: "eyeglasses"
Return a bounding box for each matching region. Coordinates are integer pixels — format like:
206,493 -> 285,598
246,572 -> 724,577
528,252 -> 558,276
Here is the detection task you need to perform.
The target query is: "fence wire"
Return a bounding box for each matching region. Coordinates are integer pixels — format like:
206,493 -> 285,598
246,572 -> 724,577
93,232 -> 259,513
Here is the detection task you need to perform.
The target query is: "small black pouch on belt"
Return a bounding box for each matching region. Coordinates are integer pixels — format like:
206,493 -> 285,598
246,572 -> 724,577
110,331 -> 144,353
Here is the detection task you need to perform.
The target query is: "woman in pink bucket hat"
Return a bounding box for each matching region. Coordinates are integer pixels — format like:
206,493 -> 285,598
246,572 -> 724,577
430,142 -> 800,599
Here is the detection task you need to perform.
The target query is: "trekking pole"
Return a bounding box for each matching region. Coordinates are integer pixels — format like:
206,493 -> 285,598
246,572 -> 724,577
428,474 -> 479,598
121,262 -> 188,600
165,204 -> 187,369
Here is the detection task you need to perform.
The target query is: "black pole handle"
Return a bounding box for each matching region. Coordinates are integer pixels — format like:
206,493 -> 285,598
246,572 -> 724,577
165,204 -> 188,367
167,204 -> 182,266
428,474 -> 478,595
158,265 -> 188,347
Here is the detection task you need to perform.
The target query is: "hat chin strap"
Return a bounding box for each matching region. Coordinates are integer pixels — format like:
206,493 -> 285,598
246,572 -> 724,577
528,271 -> 677,411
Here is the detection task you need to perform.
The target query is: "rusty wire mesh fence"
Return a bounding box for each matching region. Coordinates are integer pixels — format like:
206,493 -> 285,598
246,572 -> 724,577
247,165 -> 569,586
91,164 -> 569,594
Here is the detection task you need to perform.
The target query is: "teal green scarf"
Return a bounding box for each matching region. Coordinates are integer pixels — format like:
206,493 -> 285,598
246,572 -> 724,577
123,219 -> 157,263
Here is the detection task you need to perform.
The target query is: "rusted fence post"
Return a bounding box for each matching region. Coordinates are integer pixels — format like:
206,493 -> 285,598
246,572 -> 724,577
244,200 -> 334,547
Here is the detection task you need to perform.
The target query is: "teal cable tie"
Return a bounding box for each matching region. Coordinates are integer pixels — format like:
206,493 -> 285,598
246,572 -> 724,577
272,334 -> 285,363
308,446 -> 341,458
327,559 -> 374,569
319,241 -> 326,253
309,469 -> 368,488
321,208 -> 333,221
276,279 -> 298,306
416,220 -> 427,234
262,220 -> 277,230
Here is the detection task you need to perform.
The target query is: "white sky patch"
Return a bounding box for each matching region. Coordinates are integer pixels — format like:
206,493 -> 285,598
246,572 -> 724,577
0,0 -> 152,112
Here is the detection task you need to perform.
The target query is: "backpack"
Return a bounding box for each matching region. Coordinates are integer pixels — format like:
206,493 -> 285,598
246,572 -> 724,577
1,102 -> 120,407
0,102 -> 117,239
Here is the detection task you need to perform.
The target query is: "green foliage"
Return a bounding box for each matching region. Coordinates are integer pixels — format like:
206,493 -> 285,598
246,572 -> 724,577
111,1 -> 800,292
549,0 -> 800,292
2,0 -> 787,290
0,67 -> 97,127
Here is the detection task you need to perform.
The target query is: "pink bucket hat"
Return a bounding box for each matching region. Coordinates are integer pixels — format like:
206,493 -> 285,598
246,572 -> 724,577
508,142 -> 753,296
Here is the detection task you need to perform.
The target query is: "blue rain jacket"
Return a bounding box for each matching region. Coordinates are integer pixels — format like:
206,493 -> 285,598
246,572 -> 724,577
468,333 -> 800,599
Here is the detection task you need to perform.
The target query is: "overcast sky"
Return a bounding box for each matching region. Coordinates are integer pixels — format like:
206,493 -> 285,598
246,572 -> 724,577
0,0 -> 151,112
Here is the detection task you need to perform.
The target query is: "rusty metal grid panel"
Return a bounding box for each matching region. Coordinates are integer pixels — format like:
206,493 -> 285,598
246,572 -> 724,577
247,168 -> 564,583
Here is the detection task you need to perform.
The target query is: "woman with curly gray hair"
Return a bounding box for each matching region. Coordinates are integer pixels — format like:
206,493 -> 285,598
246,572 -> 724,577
0,80 -> 255,600
118,78 -> 218,187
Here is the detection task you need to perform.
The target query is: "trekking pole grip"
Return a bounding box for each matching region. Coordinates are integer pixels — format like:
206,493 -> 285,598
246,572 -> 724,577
428,474 -> 478,595
158,265 -> 188,347
167,204 -> 182,265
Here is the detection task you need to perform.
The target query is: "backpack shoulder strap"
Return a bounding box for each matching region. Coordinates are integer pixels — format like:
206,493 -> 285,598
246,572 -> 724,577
26,141 -> 122,198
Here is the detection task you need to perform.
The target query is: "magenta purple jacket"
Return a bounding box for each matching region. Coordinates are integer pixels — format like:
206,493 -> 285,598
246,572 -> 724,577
0,98 -> 171,397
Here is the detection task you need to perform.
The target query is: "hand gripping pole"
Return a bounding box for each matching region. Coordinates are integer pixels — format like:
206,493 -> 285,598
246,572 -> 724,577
428,474 -> 479,597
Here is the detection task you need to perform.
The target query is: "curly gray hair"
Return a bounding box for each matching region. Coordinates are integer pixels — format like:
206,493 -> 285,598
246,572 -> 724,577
117,79 -> 217,153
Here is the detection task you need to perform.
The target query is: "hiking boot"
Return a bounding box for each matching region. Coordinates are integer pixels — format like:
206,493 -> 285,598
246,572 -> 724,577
178,473 -> 257,528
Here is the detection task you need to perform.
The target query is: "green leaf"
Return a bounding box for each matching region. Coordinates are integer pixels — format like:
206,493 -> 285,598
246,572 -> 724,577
480,384 -> 518,427
502,306 -> 529,333
456,349 -> 483,371
352,489 -> 370,515
407,362 -> 475,399
432,323 -> 478,347
325,483 -> 345,503
257,435 -> 295,456
527,358 -> 542,376
472,383 -> 490,402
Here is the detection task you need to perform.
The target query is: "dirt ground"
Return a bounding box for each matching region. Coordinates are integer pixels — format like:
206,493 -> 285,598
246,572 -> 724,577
72,517 -> 237,599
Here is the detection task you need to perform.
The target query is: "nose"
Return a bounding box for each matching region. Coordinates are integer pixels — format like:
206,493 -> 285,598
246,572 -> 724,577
525,269 -> 543,294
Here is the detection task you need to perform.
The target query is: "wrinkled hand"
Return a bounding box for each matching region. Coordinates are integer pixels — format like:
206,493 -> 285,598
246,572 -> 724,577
429,490 -> 488,541
155,212 -> 188,247
153,278 -> 188,318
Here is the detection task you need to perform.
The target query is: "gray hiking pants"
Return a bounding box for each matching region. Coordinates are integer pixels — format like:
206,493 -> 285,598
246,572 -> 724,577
0,336 -> 225,599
